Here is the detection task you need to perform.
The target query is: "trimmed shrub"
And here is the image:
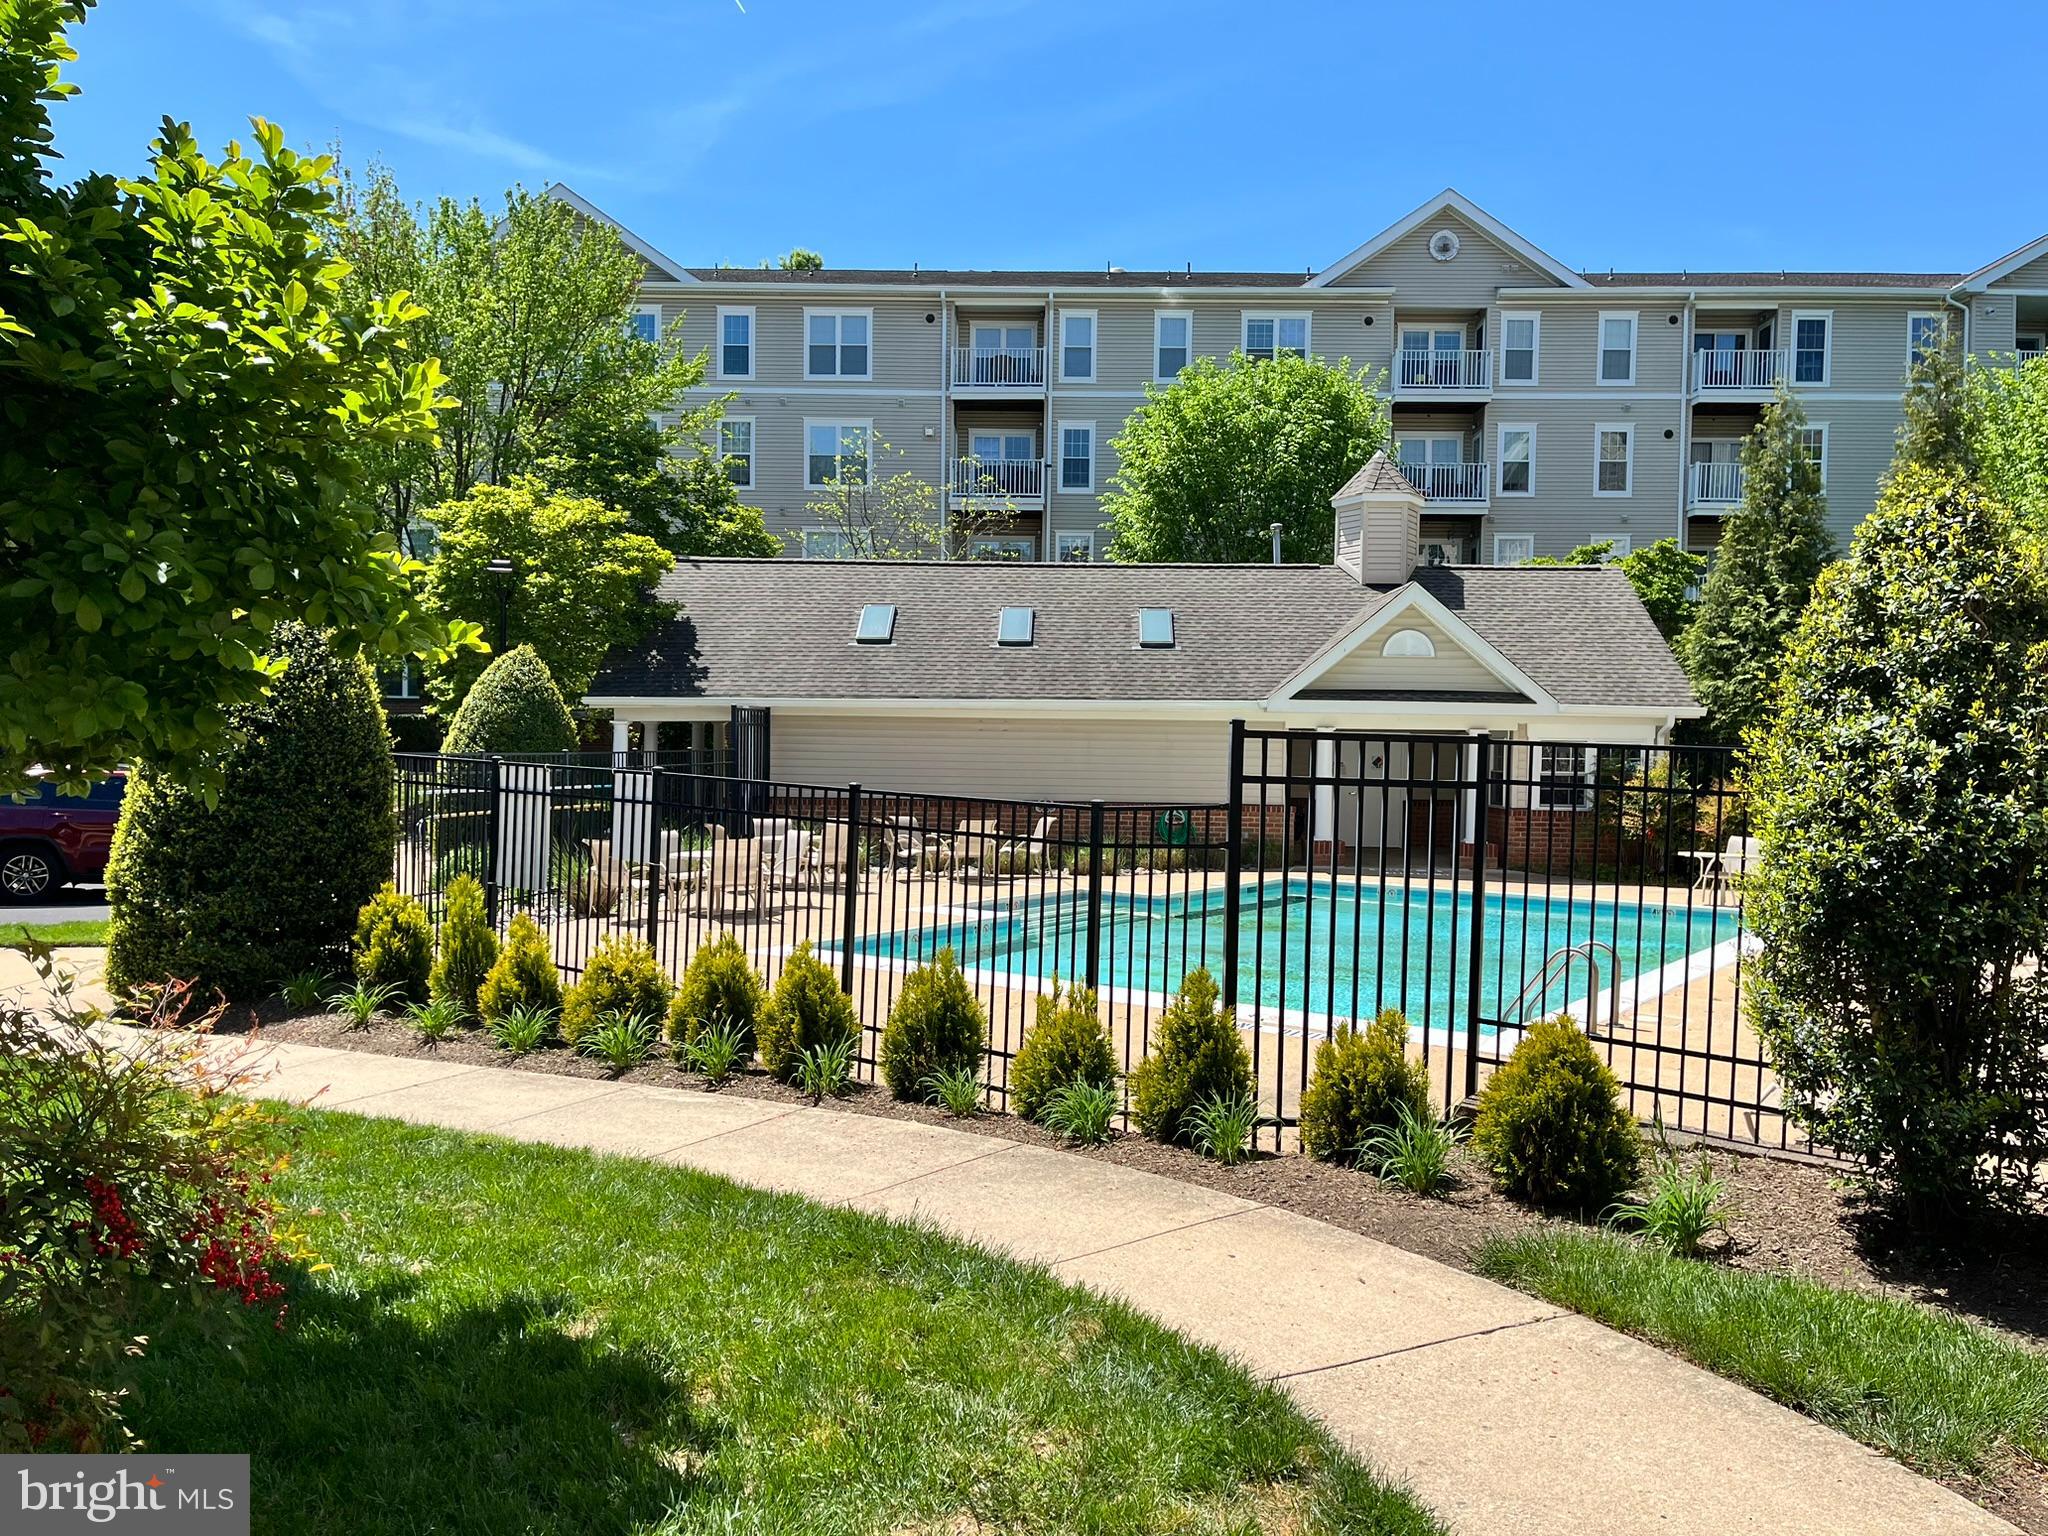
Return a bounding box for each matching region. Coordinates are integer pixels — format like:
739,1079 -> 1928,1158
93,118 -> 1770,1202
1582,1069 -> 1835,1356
1129,968 -> 1253,1144
879,948 -> 986,1100
1472,1015 -> 1642,1210
665,932 -> 765,1056
441,644 -> 575,756
560,934 -> 672,1047
1298,1009 -> 1431,1163
105,621 -> 395,1000
428,874 -> 497,1017
476,913 -> 561,1024
757,943 -> 860,1082
1011,981 -> 1117,1122
352,884 -> 433,1002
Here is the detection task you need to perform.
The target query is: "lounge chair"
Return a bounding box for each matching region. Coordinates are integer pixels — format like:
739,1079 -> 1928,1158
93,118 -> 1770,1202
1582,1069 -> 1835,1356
951,818 -> 1001,878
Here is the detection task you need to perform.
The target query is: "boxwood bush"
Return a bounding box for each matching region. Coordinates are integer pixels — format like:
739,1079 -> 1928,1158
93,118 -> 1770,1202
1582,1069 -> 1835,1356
879,947 -> 986,1100
757,944 -> 860,1082
1472,1014 -> 1642,1210
1298,1008 -> 1431,1163
352,884 -> 433,1002
441,645 -> 575,756
428,874 -> 497,1017
475,913 -> 561,1024
559,934 -> 672,1047
665,932 -> 765,1056
1129,968 -> 1253,1144
1011,981 -> 1117,1122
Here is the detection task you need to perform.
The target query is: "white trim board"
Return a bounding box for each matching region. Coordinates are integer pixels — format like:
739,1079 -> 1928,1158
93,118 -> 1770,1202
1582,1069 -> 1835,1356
1262,584 -> 1559,711
540,182 -> 694,283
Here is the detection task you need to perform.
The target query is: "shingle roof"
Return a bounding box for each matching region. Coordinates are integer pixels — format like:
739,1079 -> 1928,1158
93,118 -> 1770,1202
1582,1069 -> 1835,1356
680,268 -> 1311,289
590,559 -> 1698,715
1580,270 -> 1958,289
1334,452 -> 1421,500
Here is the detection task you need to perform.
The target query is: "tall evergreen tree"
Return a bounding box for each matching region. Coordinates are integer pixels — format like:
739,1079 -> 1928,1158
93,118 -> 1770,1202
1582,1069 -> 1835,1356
1892,322 -> 1974,479
1679,383 -> 1838,743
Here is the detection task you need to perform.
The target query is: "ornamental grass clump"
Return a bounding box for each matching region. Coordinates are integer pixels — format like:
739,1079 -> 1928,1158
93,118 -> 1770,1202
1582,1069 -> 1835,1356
1472,1014 -> 1642,1211
351,884 -> 432,1002
1011,981 -> 1117,1123
1042,1081 -> 1118,1146
475,913 -> 562,1025
1298,1008 -> 1431,1164
664,932 -> 765,1060
879,947 -> 986,1100
559,935 -> 671,1049
756,944 -> 860,1083
1129,967 -> 1252,1144
428,874 -> 497,1018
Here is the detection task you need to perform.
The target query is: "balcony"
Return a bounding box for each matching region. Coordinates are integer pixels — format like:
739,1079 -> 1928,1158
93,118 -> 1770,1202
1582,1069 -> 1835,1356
951,345 -> 1046,391
1691,347 -> 1786,395
1688,461 -> 1745,510
1393,348 -> 1492,397
1398,460 -> 1490,507
2015,349 -> 2043,368
949,457 -> 1045,507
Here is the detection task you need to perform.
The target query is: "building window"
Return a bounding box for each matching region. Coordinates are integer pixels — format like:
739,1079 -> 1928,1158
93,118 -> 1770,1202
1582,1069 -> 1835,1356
1595,424 -> 1633,495
969,535 -> 1035,562
1155,311 -> 1193,379
1493,533 -> 1535,566
1601,534 -> 1632,558
629,304 -> 661,343
717,417 -> 754,488
1597,312 -> 1636,384
1060,309 -> 1096,381
1907,311 -> 1944,369
1242,312 -> 1309,361
1799,423 -> 1828,486
804,419 -> 871,488
801,528 -> 856,559
1137,607 -> 1175,648
1500,312 -> 1539,384
1381,628 -> 1435,658
1058,421 -> 1094,492
718,306 -> 754,378
1497,424 -> 1534,496
805,309 -> 872,379
1793,311 -> 1830,385
1054,530 -> 1095,562
1537,744 -> 1594,810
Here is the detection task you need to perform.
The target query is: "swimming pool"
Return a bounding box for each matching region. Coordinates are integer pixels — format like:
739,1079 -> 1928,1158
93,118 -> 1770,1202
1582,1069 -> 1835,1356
845,878 -> 1741,1031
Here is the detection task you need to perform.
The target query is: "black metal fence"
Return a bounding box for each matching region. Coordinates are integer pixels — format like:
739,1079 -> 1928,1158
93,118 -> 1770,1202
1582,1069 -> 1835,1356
392,729 -> 1807,1158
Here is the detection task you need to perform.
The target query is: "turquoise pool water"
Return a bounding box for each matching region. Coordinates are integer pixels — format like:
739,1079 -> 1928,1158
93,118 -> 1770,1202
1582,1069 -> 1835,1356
846,879 -> 1740,1030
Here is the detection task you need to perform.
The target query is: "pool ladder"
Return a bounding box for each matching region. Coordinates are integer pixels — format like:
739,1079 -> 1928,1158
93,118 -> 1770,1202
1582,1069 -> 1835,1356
1503,940 -> 1621,1037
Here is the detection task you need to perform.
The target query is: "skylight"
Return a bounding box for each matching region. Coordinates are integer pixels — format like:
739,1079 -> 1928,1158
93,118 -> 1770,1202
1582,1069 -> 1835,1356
996,607 -> 1034,647
854,604 -> 896,644
1137,607 -> 1175,648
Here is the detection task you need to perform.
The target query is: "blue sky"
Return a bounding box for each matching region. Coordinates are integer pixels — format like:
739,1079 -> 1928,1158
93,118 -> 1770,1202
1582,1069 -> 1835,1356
52,0 -> 2048,277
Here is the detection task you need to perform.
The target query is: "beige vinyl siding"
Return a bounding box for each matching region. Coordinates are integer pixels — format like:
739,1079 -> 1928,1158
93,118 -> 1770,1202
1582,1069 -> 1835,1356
1970,293 -> 2019,356
1311,613 -> 1513,694
664,294 -> 945,390
770,712 -> 1232,801
1785,299 -> 1937,392
1483,395 -> 1686,557
1989,251 -> 2048,290
1506,301 -> 1690,392
1794,398 -> 1896,545
1330,211 -> 1562,306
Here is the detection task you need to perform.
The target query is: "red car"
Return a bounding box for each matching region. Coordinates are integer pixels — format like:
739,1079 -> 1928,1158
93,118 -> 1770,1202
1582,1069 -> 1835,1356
1,773 -> 125,901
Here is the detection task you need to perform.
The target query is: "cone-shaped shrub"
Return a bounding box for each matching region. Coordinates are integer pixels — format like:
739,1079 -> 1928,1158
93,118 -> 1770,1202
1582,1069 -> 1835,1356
1472,1014 -> 1642,1210
879,948 -> 986,1100
1011,981 -> 1117,1122
1129,968 -> 1253,1143
105,621 -> 394,1000
352,884 -> 433,1001
757,943 -> 860,1082
476,913 -> 561,1024
560,934 -> 672,1047
1299,1008 -> 1431,1163
428,874 -> 498,1017
666,932 -> 765,1055
442,644 -> 575,756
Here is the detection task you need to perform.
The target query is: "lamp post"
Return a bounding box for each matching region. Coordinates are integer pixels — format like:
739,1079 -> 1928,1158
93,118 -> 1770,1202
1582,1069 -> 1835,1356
484,557 -> 515,654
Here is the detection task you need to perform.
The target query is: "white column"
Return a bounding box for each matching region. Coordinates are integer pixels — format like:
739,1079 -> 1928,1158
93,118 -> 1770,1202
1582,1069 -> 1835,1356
1462,738 -> 1481,846
610,716 -> 630,759
1311,735 -> 1337,854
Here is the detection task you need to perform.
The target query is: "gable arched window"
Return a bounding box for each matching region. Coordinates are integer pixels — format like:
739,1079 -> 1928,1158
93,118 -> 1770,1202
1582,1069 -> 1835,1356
1381,628 -> 1436,658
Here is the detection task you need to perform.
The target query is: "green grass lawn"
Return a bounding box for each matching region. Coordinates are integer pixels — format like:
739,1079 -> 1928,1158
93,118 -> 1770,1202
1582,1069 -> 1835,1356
5,918 -> 108,946
125,1110 -> 1439,1535
1478,1229 -> 2048,1479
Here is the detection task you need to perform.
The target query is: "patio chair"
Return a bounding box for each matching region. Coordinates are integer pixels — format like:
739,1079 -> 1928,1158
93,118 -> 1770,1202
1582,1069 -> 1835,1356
763,828 -> 814,893
996,813 -> 1058,875
889,816 -> 948,872
950,818 -> 1001,879
807,820 -> 850,890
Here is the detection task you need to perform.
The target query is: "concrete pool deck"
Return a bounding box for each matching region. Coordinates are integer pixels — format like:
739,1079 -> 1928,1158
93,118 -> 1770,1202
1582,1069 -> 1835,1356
198,1030 -> 2007,1536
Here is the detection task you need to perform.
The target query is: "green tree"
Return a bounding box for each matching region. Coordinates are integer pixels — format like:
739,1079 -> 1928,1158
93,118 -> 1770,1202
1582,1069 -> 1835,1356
1104,353 -> 1387,564
423,479 -> 674,707
1745,466 -> 2048,1227
0,5 -> 471,797
441,645 -> 576,755
533,412 -> 779,557
1524,538 -> 1705,642
1893,322 -> 1973,477
1968,354 -> 2048,540
803,431 -> 1006,558
775,248 -> 823,271
1679,383 -> 1837,742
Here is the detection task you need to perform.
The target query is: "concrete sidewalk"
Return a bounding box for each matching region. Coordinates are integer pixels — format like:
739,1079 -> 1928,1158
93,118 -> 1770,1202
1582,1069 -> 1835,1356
216,1034 -> 2009,1536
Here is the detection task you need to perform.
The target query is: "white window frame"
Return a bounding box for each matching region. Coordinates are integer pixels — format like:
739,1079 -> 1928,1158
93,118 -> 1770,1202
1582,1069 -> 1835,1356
968,535 -> 1036,562
1537,744 -> 1595,811
803,306 -> 874,381
1906,310 -> 1944,370
1241,311 -> 1310,362
715,305 -> 755,380
1058,308 -> 1097,383
1381,628 -> 1436,658
1492,533 -> 1535,566
1598,534 -> 1632,558
717,415 -> 755,490
1499,310 -> 1540,386
1791,309 -> 1832,387
1496,423 -> 1535,497
1153,309 -> 1195,381
1593,423 -> 1634,497
1799,422 -> 1829,487
630,303 -> 663,344
1054,530 -> 1096,562
802,417 -> 873,490
801,528 -> 856,560
1057,419 -> 1095,493
1597,311 -> 1637,385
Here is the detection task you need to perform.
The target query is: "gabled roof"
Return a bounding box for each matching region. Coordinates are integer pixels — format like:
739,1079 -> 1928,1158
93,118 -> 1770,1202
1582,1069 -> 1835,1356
1308,189 -> 1590,292
675,267 -> 1312,289
540,183 -> 695,284
1265,584 -> 1554,710
1957,231 -> 2048,292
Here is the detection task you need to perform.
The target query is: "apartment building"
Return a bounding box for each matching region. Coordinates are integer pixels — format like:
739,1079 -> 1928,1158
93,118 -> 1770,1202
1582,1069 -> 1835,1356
558,186 -> 2048,565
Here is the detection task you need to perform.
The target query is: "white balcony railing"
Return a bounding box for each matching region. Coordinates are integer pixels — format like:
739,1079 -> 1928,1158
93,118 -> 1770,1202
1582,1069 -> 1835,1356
952,345 -> 1046,388
2016,349 -> 2043,368
1689,461 -> 1745,507
950,458 -> 1044,499
1394,348 -> 1492,392
1398,460 -> 1490,503
1692,347 -> 1786,392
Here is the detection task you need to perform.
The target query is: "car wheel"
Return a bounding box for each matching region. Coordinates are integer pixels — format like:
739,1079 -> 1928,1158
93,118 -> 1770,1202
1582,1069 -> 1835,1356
0,847 -> 59,902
